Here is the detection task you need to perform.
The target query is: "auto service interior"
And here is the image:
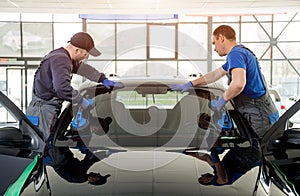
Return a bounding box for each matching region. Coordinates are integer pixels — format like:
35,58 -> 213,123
0,1 -> 300,196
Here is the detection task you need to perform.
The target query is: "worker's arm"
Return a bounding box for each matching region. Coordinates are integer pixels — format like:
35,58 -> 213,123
210,149 -> 228,185
214,162 -> 229,185
192,67 -> 227,86
223,68 -> 246,101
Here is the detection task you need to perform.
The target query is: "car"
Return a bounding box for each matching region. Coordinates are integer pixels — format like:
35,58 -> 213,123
287,95 -> 300,128
260,97 -> 300,195
269,88 -> 286,116
0,77 -> 299,196
2,31 -> 45,51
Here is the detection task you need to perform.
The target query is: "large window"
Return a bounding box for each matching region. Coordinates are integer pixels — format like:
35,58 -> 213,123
0,22 -> 21,57
148,24 -> 177,59
117,24 -> 147,59
211,14 -> 300,102
0,12 -> 299,112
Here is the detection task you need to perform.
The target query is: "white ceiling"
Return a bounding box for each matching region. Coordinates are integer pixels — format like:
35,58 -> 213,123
0,0 -> 300,15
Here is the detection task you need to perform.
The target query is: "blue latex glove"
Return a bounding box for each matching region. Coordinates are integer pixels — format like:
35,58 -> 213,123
211,97 -> 227,111
170,81 -> 193,93
102,79 -> 122,89
81,98 -> 94,109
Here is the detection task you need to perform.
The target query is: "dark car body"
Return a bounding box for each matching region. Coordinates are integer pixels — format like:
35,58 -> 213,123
0,77 -> 299,195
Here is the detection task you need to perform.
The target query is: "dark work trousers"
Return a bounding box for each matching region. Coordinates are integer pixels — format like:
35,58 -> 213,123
26,92 -> 63,140
233,92 -> 279,138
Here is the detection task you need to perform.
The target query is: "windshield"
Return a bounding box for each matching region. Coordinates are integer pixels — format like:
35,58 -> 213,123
69,85 -> 240,151
115,90 -> 187,109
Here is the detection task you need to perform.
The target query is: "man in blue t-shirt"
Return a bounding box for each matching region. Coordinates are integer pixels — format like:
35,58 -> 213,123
185,145 -> 260,186
171,25 -> 279,138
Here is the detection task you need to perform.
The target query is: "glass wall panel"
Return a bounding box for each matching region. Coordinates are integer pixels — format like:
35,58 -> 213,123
259,61 -> 271,79
148,61 -> 177,76
0,22 -> 20,57
26,68 -> 37,106
117,61 -> 147,77
276,43 -> 300,59
7,68 -> 23,109
149,24 -> 176,59
212,60 -> 226,68
0,67 -> 6,92
178,61 -> 207,77
178,24 -> 208,60
117,47 -> 146,60
53,23 -> 82,49
22,23 -> 53,57
276,22 -> 300,41
87,23 -> 116,60
272,60 -> 300,97
241,23 -> 271,42
117,24 -> 146,59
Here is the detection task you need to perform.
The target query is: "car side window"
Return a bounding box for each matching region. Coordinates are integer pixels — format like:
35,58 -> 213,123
0,106 -> 18,125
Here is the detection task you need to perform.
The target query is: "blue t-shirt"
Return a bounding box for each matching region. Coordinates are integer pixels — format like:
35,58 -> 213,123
222,45 -> 266,98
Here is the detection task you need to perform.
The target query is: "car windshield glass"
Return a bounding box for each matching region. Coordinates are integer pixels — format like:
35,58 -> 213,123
79,86 -> 239,150
115,90 -> 187,109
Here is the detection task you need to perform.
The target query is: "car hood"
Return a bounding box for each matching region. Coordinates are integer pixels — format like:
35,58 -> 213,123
45,148 -> 260,195
261,98 -> 300,152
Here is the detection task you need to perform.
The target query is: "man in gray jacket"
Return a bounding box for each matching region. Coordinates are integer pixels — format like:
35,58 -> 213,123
27,32 -> 119,140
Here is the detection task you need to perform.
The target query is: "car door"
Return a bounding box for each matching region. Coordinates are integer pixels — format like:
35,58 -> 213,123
0,91 -> 46,195
259,99 -> 300,196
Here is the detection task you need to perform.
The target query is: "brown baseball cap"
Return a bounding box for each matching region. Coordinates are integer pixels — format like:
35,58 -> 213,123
69,32 -> 101,57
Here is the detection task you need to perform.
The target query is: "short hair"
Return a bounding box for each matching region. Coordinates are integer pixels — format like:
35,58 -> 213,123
213,25 -> 236,41
88,172 -> 111,186
198,180 -> 212,185
198,173 -> 214,185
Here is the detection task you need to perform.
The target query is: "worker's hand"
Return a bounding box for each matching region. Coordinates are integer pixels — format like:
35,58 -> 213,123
169,81 -> 193,93
211,97 -> 227,111
102,79 -> 123,89
81,98 -> 94,110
